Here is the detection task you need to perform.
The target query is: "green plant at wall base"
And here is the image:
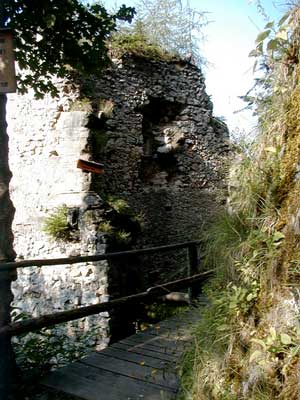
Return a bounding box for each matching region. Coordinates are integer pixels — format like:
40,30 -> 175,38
11,309 -> 101,374
43,206 -> 69,240
12,326 -> 102,374
136,302 -> 188,332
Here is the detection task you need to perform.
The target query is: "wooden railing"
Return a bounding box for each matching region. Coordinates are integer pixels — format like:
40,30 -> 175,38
0,241 -> 214,397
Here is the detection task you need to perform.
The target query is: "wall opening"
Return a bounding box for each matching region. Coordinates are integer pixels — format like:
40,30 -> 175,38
138,98 -> 186,183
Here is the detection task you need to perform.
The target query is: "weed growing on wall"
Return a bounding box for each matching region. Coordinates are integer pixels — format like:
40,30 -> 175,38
96,196 -> 143,251
43,206 -> 70,241
43,205 -> 80,241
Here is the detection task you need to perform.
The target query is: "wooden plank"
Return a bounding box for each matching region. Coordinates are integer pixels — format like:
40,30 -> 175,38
124,329 -> 191,345
79,352 -> 178,389
77,159 -> 104,174
95,347 -> 171,370
119,338 -> 182,357
119,338 -> 185,356
112,342 -> 177,362
42,363 -> 175,400
41,310 -> 200,400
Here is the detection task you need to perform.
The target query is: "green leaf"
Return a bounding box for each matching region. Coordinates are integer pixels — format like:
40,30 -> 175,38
255,30 -> 271,44
278,12 -> 290,27
280,333 -> 292,345
267,39 -> 279,52
266,336 -> 274,346
264,21 -> 274,30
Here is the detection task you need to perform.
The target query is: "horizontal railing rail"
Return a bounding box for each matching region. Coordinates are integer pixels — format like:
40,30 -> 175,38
0,241 -> 200,271
0,241 -> 209,338
0,270 -> 214,338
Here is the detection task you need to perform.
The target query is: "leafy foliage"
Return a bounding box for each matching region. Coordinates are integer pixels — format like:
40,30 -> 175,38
4,0 -> 135,97
115,0 -> 208,66
12,312 -> 103,373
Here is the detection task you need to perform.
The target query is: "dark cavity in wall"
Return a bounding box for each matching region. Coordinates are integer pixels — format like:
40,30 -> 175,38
137,98 -> 186,183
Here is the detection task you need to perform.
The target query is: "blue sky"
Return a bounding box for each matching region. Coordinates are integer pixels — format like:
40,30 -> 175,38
105,0 -> 284,134
196,0 -> 282,134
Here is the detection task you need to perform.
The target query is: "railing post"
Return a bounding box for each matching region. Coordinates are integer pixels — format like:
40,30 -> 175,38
187,243 -> 200,303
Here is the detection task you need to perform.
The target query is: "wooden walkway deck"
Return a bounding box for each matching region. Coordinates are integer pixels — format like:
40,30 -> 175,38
40,309 -> 200,400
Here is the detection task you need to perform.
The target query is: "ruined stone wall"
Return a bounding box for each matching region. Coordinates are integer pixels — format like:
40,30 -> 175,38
8,86 -> 110,347
7,55 -> 229,343
87,56 -> 229,241
84,55 -> 230,284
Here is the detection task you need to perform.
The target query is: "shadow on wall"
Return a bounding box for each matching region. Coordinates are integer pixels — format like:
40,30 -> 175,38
137,97 -> 186,183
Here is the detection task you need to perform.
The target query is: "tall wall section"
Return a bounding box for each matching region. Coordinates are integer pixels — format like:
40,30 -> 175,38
7,54 -> 230,342
7,84 -> 111,347
83,54 -> 230,283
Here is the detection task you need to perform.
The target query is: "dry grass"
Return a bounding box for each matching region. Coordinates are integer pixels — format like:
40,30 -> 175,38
179,6 -> 300,400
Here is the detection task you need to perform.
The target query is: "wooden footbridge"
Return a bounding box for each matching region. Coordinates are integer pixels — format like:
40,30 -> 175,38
42,308 -> 202,399
0,241 -> 213,399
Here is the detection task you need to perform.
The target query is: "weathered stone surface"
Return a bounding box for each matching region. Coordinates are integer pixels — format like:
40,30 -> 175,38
7,55 -> 230,345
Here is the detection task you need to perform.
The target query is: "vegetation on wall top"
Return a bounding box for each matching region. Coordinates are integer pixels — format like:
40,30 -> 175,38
109,26 -> 180,62
109,0 -> 208,66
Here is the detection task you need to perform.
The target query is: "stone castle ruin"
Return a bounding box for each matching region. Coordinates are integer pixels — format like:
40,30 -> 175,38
7,54 -> 230,345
